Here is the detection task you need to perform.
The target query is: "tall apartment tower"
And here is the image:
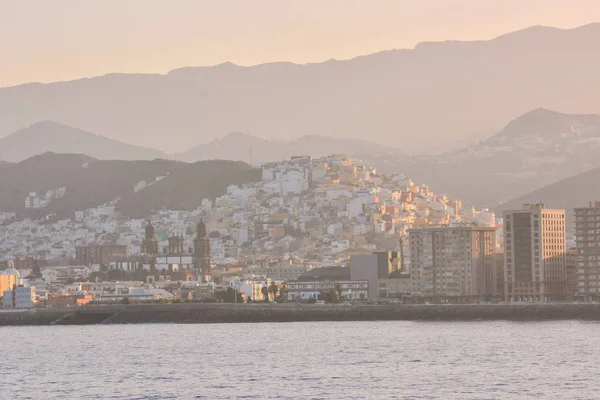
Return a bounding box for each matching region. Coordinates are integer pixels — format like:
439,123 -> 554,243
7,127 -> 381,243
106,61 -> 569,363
574,201 -> 600,301
408,226 -> 497,303
503,204 -> 566,301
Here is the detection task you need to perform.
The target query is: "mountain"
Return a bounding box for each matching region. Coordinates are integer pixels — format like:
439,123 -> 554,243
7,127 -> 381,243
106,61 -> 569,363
2,23 -> 600,153
366,108 -> 600,207
0,121 -> 167,162
118,160 -> 260,218
176,132 -> 392,163
0,153 -> 259,220
496,166 -> 600,230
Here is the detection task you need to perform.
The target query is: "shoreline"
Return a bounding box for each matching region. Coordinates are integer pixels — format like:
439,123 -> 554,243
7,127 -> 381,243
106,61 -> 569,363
2,303 -> 600,326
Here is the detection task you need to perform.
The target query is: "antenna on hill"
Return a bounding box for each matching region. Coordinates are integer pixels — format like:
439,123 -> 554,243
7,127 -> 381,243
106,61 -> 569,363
249,147 -> 253,165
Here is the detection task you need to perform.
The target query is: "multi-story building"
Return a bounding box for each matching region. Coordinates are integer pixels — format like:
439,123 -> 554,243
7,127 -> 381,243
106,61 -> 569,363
287,280 -> 369,301
574,202 -> 600,301
350,251 -> 401,299
409,226 -> 496,303
503,204 -> 566,302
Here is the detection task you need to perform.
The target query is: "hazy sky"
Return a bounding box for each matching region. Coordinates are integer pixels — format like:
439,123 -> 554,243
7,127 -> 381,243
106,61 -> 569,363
1,0 -> 599,87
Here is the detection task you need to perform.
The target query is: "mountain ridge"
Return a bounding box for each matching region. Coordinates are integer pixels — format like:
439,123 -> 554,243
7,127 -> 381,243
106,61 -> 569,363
0,121 -> 394,163
2,23 -> 600,153
496,165 -> 600,231
0,121 -> 168,162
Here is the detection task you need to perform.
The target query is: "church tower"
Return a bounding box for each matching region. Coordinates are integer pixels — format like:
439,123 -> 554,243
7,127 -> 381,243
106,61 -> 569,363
194,219 -> 211,282
142,220 -> 159,257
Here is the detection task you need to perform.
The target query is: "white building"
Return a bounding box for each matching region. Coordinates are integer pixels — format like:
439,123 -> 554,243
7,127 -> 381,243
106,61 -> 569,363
287,280 -> 369,301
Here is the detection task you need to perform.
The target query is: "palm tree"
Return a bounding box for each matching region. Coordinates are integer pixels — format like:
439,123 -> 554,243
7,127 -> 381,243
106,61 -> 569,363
335,282 -> 343,302
268,281 -> 279,301
261,286 -> 270,302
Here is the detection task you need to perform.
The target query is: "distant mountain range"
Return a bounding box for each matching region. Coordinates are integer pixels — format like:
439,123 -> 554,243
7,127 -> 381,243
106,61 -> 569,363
370,108 -> 600,207
0,121 -> 167,162
0,121 -> 392,163
2,23 -> 600,153
175,132 -> 393,163
0,153 -> 260,220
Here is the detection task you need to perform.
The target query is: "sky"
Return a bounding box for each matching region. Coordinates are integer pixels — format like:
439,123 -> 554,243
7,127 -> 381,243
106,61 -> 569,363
1,0 -> 599,88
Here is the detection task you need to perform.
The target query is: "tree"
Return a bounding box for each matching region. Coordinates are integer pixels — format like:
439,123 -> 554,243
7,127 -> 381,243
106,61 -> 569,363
335,282 -> 343,301
329,288 -> 339,303
121,297 -> 131,305
268,281 -> 279,301
261,286 -> 270,302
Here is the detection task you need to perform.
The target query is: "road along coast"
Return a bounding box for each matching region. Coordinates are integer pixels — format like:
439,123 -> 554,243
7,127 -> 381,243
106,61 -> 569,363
3,303 -> 600,326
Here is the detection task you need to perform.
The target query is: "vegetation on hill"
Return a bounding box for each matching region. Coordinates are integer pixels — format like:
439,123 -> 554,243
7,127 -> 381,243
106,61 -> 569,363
0,153 -> 259,220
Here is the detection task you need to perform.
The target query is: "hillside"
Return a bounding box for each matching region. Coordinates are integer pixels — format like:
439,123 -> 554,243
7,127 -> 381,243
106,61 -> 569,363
118,160 -> 260,218
0,121 -> 167,162
2,24 -> 600,154
368,108 -> 600,207
0,153 -> 259,220
496,166 -> 600,230
176,132 -> 392,163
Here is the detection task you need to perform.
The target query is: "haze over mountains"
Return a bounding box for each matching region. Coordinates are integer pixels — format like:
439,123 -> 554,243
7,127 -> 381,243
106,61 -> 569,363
368,108 -> 600,207
0,121 -> 167,162
497,166 -> 600,230
175,132 -> 393,163
0,122 -> 390,163
2,23 -> 600,154
4,106 -> 600,215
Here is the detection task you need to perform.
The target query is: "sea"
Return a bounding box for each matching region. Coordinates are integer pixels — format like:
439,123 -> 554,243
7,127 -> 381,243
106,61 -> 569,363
1,321 -> 599,399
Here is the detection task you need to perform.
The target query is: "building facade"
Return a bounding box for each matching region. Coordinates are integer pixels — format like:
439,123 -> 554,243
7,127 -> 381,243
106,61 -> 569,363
503,204 -> 566,302
0,262 -> 20,297
409,226 -> 497,303
287,280 -> 369,301
3,286 -> 36,309
76,244 -> 128,266
349,251 -> 401,299
574,202 -> 600,300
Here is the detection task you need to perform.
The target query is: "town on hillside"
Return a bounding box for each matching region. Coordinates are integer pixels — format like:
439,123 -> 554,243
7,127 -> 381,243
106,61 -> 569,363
0,154 -> 596,308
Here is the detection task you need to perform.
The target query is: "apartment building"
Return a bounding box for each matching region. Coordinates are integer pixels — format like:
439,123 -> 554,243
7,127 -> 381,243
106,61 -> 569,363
574,202 -> 600,300
409,226 -> 496,303
503,204 -> 566,301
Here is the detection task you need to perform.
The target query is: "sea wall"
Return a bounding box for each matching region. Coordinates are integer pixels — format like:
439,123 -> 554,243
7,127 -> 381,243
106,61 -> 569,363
3,303 -> 600,326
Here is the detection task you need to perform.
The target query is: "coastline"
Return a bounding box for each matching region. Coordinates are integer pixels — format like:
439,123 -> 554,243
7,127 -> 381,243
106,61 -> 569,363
2,303 -> 600,326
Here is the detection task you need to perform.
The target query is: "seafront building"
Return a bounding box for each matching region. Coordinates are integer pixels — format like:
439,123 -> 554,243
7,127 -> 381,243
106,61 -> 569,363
574,202 -> 600,301
3,285 -> 36,309
408,226 -> 497,303
349,251 -> 402,299
287,280 -> 369,301
503,204 -> 567,302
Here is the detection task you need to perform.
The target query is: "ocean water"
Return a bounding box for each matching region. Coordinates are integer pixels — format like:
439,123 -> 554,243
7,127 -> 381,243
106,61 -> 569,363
1,321 -> 599,399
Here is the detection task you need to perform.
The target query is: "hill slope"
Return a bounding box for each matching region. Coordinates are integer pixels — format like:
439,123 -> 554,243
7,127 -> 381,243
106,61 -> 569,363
2,23 -> 600,153
496,166 -> 600,230
368,108 -> 600,207
0,121 -> 167,162
0,153 -> 259,220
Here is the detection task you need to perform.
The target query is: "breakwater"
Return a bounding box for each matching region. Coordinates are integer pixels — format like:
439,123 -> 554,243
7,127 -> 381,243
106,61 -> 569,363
3,303 -> 600,326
